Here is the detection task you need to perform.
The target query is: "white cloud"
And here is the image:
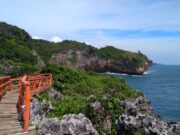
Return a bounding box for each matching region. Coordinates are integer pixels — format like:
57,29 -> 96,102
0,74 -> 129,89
50,36 -> 62,43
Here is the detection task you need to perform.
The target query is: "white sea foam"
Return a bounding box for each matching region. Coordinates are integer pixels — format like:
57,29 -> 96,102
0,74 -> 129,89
105,72 -> 116,75
102,70 -> 154,77
143,70 -> 155,75
120,73 -> 128,76
143,71 -> 148,75
105,72 -> 128,76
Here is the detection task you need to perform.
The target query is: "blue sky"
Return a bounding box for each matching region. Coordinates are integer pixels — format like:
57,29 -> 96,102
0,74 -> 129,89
0,0 -> 180,65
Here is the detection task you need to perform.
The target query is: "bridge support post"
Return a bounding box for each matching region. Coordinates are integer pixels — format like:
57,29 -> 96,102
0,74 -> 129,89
23,84 -> 31,132
49,73 -> 52,87
9,79 -> 12,91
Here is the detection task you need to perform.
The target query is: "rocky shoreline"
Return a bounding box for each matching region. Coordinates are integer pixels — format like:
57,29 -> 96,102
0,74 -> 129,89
30,90 -> 180,135
30,98 -> 99,135
117,97 -> 180,135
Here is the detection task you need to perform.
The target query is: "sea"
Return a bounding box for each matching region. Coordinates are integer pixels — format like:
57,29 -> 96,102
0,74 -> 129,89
106,64 -> 180,122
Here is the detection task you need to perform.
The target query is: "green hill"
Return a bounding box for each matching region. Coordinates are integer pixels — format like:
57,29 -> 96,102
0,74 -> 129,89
97,46 -> 149,67
0,22 -> 36,64
0,22 -> 38,76
30,39 -> 89,63
0,22 -> 152,76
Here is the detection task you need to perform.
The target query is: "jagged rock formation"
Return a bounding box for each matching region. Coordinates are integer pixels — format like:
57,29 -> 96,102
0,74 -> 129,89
30,89 -> 180,135
50,49 -> 152,75
30,90 -> 98,135
39,114 -> 98,135
117,97 -> 180,135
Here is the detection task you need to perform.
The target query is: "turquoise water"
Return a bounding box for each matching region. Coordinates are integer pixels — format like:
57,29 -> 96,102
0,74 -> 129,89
111,65 -> 180,121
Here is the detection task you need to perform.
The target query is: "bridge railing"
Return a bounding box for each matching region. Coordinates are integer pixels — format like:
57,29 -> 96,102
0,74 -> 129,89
11,78 -> 22,91
0,73 -> 52,132
0,76 -> 11,100
0,76 -> 28,100
17,73 -> 52,131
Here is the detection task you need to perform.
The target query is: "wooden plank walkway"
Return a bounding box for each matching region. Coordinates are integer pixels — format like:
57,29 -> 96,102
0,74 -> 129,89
0,91 -> 35,135
0,74 -> 52,134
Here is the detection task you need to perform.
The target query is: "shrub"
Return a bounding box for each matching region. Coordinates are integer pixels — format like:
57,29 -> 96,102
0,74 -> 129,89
40,65 -> 143,134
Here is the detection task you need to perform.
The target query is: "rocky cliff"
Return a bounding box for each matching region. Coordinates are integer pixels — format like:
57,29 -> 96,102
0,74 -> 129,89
30,89 -> 180,135
0,22 -> 152,75
118,97 -> 180,135
49,48 -> 152,75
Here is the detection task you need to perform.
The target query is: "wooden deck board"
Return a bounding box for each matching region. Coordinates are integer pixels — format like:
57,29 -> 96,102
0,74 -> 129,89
0,91 -> 34,135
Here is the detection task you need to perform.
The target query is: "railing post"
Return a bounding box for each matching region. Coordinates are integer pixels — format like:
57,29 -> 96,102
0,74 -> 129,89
38,79 -> 42,93
42,78 -> 44,92
32,80 -> 36,97
18,79 -> 21,92
0,80 -> 2,100
49,73 -> 52,87
9,79 -> 12,91
23,84 -> 31,132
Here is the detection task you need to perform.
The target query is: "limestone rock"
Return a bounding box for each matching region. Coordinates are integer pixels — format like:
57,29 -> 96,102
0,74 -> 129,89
30,98 -> 53,125
49,50 -> 152,75
38,114 -> 99,135
48,88 -> 64,100
30,99 -> 98,135
117,97 -> 180,135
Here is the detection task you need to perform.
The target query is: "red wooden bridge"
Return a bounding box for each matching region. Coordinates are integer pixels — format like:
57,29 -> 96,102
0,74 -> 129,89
0,74 -> 52,135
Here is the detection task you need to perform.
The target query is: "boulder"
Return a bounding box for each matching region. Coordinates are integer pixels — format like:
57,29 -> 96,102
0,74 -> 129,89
117,97 -> 180,135
30,99 -> 98,135
39,114 -> 99,135
48,88 -> 64,100
30,98 -> 53,125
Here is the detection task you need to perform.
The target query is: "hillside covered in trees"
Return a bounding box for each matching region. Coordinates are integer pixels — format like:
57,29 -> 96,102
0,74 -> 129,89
0,22 -> 152,76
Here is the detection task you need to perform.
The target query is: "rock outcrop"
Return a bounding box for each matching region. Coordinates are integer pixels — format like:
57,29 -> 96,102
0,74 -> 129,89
117,97 -> 180,135
50,49 -> 152,75
30,89 -> 180,135
30,89 -> 98,135
39,114 -> 98,135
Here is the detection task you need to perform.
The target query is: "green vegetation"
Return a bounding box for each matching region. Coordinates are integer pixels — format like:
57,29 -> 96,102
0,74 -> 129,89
31,41 -> 149,68
0,22 -> 31,42
0,22 -> 150,78
69,51 -> 77,64
30,40 -> 88,63
0,22 -> 38,76
39,64 -> 143,134
97,46 -> 148,67
0,22 -> 150,134
0,25 -> 36,64
134,131 -> 142,135
0,60 -> 39,77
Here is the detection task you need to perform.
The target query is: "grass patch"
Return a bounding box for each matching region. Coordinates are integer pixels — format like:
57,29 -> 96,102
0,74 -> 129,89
69,51 -> 77,64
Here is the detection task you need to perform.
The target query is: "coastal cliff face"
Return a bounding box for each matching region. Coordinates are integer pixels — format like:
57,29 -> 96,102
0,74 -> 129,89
49,49 -> 152,75
0,22 -> 152,75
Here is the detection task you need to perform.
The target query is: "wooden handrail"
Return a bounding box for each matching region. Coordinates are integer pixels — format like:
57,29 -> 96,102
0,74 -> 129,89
0,73 -> 52,132
18,73 -> 52,131
0,76 -> 11,100
0,76 -> 11,80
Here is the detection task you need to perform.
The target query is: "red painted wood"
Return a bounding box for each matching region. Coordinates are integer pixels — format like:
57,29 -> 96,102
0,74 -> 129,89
0,73 -> 52,132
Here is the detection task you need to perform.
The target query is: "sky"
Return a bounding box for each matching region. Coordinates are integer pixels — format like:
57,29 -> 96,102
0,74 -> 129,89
0,0 -> 180,65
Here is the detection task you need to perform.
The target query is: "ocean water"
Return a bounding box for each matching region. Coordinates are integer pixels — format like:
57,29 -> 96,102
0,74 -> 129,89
109,64 -> 180,121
